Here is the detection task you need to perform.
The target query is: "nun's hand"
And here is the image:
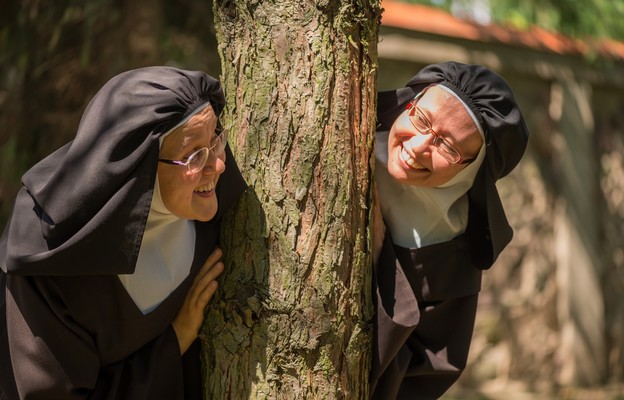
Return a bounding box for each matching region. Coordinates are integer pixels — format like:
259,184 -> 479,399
173,247 -> 224,355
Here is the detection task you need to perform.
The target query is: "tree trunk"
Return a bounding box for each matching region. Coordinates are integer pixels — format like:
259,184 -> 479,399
201,1 -> 381,398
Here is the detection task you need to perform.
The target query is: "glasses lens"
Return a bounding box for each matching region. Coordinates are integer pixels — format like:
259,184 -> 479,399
410,105 -> 463,164
409,107 -> 432,134
187,148 -> 210,174
434,137 -> 461,164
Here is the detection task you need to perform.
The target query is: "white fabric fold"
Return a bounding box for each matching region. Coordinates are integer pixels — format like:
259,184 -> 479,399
118,177 -> 195,314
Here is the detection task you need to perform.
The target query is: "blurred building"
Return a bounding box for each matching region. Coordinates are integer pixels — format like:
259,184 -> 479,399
378,0 -> 624,395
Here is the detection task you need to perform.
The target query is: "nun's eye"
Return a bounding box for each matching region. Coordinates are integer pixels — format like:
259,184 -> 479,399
407,102 -> 467,164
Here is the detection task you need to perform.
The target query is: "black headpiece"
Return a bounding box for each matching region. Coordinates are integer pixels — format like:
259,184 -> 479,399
2,66 -> 243,275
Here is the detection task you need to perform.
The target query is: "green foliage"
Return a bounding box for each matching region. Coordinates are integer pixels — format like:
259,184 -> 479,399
399,0 -> 624,40
490,0 -> 624,40
0,0 -> 115,76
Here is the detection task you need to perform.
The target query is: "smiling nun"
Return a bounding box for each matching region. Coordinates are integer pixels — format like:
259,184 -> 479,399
371,61 -> 529,399
0,66 -> 245,399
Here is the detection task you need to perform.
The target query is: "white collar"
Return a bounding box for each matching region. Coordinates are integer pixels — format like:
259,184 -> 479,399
118,176 -> 195,314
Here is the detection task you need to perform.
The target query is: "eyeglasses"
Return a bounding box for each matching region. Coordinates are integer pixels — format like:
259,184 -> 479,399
406,99 -> 474,165
158,129 -> 228,174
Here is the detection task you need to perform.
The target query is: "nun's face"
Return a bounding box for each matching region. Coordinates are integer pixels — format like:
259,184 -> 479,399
386,85 -> 483,187
158,105 -> 226,221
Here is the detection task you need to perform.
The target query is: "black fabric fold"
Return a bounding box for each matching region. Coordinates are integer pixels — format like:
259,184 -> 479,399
371,232 -> 482,399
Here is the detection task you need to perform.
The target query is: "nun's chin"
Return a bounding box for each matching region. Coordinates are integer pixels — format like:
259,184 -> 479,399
387,158 -> 418,185
193,198 -> 219,222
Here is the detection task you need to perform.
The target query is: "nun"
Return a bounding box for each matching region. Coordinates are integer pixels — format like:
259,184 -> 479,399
0,66 -> 246,399
371,62 -> 529,399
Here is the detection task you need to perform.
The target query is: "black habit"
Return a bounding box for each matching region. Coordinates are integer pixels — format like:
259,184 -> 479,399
0,67 -> 246,399
371,62 -> 529,399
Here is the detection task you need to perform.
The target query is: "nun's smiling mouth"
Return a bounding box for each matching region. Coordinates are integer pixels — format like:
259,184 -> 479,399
399,142 -> 427,171
195,181 -> 215,194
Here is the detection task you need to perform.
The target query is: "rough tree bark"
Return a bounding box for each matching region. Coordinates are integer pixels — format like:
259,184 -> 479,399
201,0 -> 381,398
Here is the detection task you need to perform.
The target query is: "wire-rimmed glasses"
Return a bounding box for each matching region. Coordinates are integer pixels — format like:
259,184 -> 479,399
406,99 -> 474,165
158,129 -> 228,174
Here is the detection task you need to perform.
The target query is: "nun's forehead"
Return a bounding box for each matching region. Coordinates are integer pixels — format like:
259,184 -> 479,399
162,104 -> 221,152
415,85 -> 484,159
159,102 -> 214,146
433,83 -> 485,140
